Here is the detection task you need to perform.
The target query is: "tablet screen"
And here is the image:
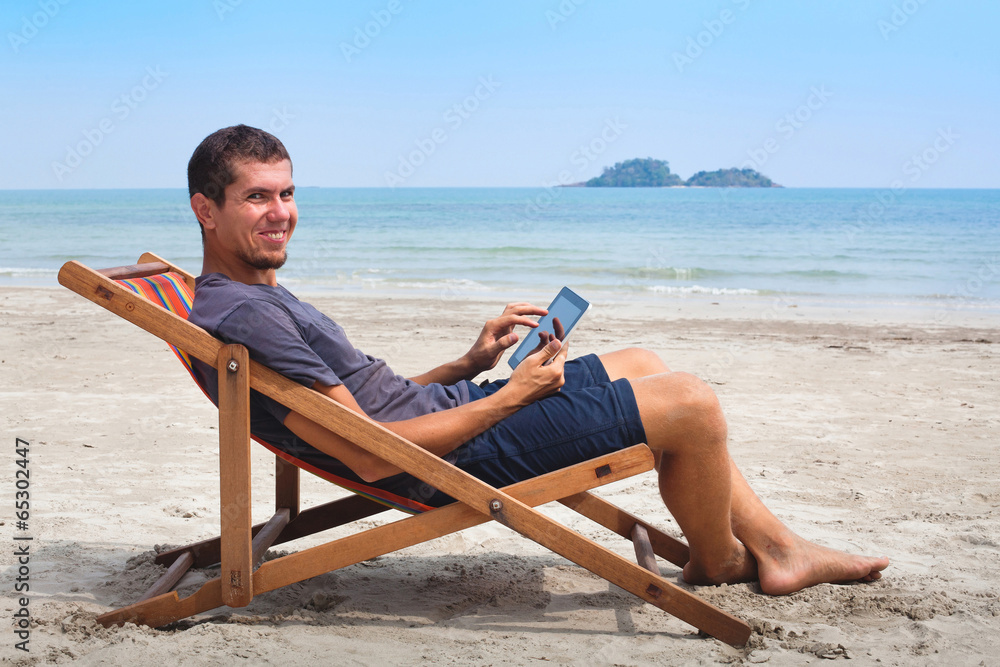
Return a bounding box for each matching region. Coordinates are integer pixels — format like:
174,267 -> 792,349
508,287 -> 591,369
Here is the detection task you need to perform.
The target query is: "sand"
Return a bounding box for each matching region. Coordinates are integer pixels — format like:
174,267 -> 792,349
1,285 -> 998,665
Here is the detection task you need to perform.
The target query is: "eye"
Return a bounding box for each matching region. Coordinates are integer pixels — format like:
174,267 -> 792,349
247,193 -> 264,200
281,190 -> 294,199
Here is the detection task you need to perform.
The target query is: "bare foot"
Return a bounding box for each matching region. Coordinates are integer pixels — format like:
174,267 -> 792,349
683,542 -> 758,586
755,534 -> 889,596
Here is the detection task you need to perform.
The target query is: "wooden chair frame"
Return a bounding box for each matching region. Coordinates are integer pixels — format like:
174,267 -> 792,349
58,253 -> 751,646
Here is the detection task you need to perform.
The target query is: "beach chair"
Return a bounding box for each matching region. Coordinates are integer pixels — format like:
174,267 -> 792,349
57,253 -> 752,646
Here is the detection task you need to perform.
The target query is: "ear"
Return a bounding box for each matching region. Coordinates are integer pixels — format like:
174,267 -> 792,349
191,193 -> 216,230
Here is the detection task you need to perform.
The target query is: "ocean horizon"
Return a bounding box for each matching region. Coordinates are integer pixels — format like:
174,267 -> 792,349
4,187 -> 998,312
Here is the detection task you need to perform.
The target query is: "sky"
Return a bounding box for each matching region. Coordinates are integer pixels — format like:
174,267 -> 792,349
3,1 -> 998,189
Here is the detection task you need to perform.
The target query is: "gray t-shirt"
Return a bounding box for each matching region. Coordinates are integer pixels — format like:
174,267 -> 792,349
187,273 -> 471,478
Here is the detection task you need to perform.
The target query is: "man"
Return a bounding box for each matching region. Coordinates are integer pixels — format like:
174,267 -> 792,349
187,125 -> 888,594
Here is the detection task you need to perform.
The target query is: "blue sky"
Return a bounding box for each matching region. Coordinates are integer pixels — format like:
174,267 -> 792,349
3,1 -> 997,188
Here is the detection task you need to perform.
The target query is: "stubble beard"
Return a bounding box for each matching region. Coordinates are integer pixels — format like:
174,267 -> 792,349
237,246 -> 288,271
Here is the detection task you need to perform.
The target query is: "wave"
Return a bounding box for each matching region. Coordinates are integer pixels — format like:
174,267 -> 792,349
0,267 -> 58,276
568,266 -> 726,281
778,269 -> 869,279
567,266 -> 870,281
285,274 -> 492,293
648,285 -> 760,296
380,245 -> 556,256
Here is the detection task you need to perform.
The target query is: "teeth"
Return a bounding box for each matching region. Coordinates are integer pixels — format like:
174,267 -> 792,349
265,232 -> 283,239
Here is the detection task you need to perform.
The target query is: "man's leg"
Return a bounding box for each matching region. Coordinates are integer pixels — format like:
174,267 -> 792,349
723,459 -> 887,595
600,348 -> 889,594
631,370 -> 757,584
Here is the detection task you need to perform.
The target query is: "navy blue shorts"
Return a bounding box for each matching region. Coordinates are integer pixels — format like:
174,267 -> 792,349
374,354 -> 647,508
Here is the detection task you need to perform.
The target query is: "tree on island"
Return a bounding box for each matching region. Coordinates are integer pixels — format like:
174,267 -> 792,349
585,158 -> 684,187
581,157 -> 780,187
685,167 -> 778,187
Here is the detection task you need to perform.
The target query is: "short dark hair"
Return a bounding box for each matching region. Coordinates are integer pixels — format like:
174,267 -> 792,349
188,124 -> 291,209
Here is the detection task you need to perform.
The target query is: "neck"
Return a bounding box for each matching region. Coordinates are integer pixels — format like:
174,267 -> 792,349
201,250 -> 277,286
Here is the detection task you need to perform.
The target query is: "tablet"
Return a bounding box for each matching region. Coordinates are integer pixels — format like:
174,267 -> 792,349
508,287 -> 591,369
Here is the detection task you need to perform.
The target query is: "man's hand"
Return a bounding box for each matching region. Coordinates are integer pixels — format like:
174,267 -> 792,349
462,302 -> 548,376
527,316 -> 565,363
504,338 -> 569,407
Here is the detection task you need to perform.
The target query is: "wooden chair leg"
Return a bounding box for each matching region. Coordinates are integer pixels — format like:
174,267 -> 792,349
136,552 -> 194,604
559,491 -> 690,568
251,509 -> 290,567
218,344 -> 253,608
631,524 -> 659,574
154,494 -> 390,569
275,456 -> 299,520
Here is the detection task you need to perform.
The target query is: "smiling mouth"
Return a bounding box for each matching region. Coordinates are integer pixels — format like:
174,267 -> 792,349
259,230 -> 286,243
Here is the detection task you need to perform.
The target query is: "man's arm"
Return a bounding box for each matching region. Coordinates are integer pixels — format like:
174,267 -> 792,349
407,302 -> 547,385
284,339 -> 569,483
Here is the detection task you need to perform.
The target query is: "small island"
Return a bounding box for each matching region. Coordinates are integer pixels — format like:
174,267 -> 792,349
580,158 -> 781,188
685,167 -> 777,188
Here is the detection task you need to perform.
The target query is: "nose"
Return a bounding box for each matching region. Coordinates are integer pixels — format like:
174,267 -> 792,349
267,196 -> 290,222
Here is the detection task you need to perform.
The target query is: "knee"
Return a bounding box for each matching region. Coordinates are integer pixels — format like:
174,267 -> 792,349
633,372 -> 728,453
664,371 -> 720,413
653,372 -> 726,436
601,347 -> 669,382
623,347 -> 671,375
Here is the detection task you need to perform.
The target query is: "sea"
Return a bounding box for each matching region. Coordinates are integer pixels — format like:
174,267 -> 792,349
2,187 -> 998,313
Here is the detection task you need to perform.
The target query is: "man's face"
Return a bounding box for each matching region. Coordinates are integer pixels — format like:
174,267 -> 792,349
209,159 -> 297,272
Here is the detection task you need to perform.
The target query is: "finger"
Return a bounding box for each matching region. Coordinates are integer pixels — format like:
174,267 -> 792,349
543,340 -> 569,368
492,314 -> 543,330
527,336 -> 559,364
529,334 -> 548,356
552,316 -> 565,340
503,303 -> 548,317
542,337 -> 563,361
538,339 -> 567,370
502,302 -> 535,311
535,330 -> 556,351
497,332 -> 519,350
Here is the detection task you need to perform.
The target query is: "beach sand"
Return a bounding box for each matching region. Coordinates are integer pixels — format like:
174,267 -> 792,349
2,286 -> 998,665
